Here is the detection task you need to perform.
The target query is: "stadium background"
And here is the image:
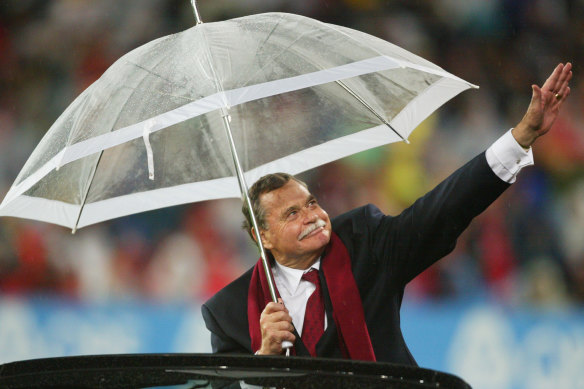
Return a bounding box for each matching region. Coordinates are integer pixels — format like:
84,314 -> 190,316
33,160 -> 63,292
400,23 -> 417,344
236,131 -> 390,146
0,1 -> 583,388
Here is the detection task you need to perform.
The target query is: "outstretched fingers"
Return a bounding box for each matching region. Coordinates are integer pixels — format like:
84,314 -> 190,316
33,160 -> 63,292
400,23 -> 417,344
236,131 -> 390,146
542,63 -> 563,93
544,63 -> 572,98
556,63 -> 573,101
513,62 -> 573,146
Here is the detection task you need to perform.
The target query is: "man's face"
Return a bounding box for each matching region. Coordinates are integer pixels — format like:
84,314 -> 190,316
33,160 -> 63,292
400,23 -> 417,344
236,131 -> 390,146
258,180 -> 332,269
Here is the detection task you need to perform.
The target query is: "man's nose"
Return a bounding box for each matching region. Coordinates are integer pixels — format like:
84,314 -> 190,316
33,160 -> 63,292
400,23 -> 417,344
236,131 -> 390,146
303,211 -> 318,223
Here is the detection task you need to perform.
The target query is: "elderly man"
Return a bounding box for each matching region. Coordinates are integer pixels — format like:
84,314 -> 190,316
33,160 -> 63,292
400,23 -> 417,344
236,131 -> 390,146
202,63 -> 572,363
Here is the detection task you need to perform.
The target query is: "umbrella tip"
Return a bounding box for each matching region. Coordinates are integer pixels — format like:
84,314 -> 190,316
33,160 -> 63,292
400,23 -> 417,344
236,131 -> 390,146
190,0 -> 203,25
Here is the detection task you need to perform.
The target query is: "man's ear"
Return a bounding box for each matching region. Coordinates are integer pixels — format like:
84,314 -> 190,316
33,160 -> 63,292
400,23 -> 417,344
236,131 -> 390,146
253,227 -> 273,249
251,227 -> 259,243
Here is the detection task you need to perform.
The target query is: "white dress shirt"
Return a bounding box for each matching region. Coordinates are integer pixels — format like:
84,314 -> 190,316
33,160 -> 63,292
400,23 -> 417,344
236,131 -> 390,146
272,259 -> 326,336
271,128 -> 534,334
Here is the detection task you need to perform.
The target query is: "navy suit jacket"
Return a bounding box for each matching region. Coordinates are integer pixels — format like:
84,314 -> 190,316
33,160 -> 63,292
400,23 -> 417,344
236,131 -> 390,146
201,152 -> 510,364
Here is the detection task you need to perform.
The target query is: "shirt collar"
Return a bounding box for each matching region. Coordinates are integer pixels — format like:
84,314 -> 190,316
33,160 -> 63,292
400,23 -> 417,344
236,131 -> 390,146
272,258 -> 321,295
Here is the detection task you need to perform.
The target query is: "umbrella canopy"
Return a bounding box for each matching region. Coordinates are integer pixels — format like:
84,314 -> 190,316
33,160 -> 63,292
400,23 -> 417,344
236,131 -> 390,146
0,12 -> 476,231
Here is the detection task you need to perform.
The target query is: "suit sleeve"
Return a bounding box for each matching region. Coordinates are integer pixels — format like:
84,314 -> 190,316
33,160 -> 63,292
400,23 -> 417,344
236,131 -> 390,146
373,152 -> 510,286
201,303 -> 249,354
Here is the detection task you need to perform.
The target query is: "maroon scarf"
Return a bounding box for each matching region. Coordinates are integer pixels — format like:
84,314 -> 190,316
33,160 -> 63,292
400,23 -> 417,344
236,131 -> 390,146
247,231 -> 376,361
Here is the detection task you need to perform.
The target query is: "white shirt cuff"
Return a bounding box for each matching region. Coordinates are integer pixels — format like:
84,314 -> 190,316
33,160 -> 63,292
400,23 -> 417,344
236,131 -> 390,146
485,129 -> 534,183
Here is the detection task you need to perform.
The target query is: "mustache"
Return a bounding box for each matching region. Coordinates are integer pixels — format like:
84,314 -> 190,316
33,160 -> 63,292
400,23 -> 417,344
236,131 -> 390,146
298,218 -> 327,241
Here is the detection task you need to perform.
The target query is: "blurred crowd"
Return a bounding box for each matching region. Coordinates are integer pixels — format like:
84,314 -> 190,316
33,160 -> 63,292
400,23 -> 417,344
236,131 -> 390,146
0,0 -> 583,306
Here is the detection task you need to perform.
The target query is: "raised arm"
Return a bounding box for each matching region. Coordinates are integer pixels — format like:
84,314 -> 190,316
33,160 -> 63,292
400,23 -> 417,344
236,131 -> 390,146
376,63 -> 573,285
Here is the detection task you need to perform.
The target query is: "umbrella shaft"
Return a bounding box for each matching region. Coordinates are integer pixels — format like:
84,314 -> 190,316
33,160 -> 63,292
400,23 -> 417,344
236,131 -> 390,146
220,111 -> 278,302
190,0 -> 203,25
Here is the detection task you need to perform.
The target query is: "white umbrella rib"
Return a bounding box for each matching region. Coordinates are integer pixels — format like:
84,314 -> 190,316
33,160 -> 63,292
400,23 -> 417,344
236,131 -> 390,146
71,150 -> 103,233
334,79 -> 408,143
70,54 -> 176,233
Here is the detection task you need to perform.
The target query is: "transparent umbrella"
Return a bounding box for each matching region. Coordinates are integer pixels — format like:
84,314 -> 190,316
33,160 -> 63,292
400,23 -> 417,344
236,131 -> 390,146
0,3 -> 476,312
